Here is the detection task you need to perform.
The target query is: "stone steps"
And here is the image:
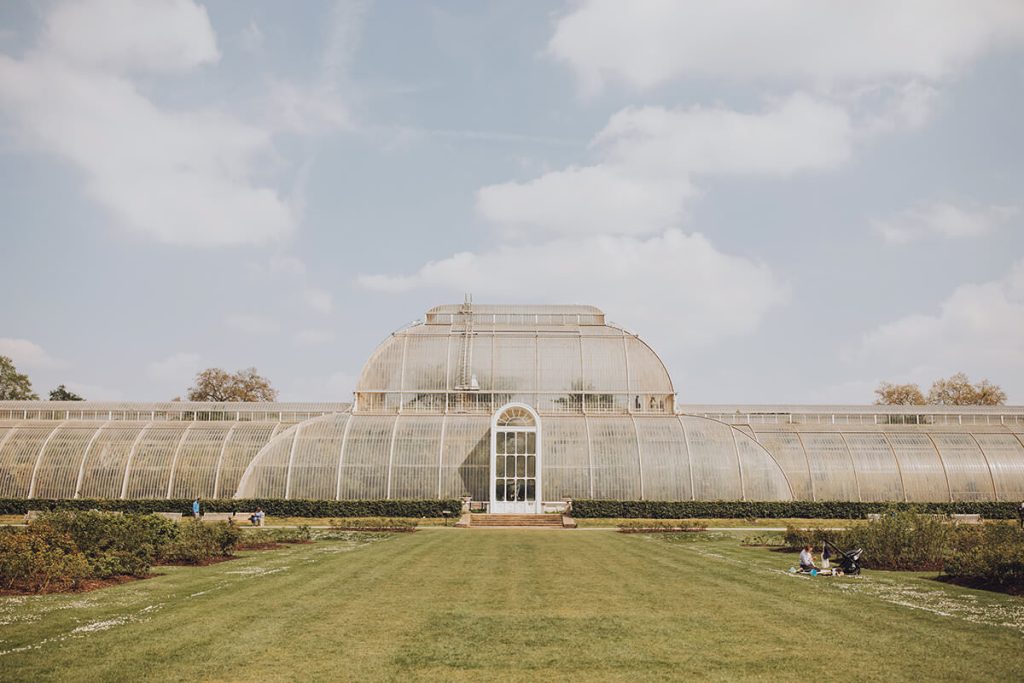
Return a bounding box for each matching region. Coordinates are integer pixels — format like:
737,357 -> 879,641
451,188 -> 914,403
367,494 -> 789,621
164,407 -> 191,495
469,514 -> 566,528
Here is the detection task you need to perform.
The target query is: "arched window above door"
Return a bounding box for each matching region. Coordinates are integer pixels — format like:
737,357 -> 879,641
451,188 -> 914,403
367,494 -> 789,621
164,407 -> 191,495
496,406 -> 536,428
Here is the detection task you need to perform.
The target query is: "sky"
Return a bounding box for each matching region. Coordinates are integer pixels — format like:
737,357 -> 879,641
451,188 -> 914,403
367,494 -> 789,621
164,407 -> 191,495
0,0 -> 1023,405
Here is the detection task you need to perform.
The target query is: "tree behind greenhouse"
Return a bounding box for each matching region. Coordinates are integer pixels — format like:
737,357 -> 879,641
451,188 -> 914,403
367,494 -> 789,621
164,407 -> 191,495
873,382 -> 925,405
186,367 -> 278,402
0,355 -> 38,400
875,373 -> 1006,406
927,372 -> 1006,406
49,384 -> 84,401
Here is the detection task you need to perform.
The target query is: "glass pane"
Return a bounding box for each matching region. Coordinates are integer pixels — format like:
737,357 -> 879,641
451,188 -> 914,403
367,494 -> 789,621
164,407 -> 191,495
496,433 -> 505,455
526,456 -> 535,477
516,433 -> 525,455
516,481 -> 526,501
526,432 -> 535,454
526,479 -> 536,501
516,456 -> 525,477
496,479 -> 506,501
495,456 -> 505,478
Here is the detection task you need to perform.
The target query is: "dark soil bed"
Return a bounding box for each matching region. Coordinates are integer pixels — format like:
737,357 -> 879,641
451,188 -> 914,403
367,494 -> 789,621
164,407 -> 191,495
0,574 -> 151,596
617,527 -> 707,533
156,555 -> 240,567
934,575 -> 1024,596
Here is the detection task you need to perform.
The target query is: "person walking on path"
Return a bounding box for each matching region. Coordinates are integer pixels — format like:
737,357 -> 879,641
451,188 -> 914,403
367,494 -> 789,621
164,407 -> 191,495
192,497 -> 201,519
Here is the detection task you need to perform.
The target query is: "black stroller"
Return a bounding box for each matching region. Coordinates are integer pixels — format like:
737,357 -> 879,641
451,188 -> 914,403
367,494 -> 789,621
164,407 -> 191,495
822,539 -> 863,575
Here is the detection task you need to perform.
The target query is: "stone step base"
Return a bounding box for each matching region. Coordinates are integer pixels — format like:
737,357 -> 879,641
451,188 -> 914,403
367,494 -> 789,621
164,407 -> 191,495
470,514 -> 565,528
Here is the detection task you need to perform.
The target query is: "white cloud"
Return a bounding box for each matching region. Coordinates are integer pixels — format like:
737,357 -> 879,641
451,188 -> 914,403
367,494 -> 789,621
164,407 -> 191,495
0,0 -> 297,247
851,260 -> 1024,399
873,202 -> 1019,244
549,0 -> 1024,94
304,287 -> 333,314
146,352 -> 202,384
44,0 -> 219,73
594,95 -> 852,177
359,229 -> 789,349
0,338 -> 65,369
293,329 -> 335,347
477,165 -> 694,237
477,94 -> 851,236
224,314 -> 280,336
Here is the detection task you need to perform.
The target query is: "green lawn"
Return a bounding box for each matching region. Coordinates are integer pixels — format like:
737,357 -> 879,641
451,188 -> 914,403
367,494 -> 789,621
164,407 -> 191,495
1,529 -> 1022,682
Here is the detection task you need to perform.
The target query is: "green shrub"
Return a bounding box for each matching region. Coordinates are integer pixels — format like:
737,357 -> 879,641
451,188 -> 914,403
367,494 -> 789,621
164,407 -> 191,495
741,534 -> 785,547
617,520 -> 707,532
0,524 -> 90,592
210,522 -> 242,556
329,517 -> 418,531
943,524 -> 1024,590
569,500 -> 1019,519
39,511 -> 177,578
0,498 -> 463,518
237,525 -> 313,548
786,512 -> 951,571
161,520 -> 237,564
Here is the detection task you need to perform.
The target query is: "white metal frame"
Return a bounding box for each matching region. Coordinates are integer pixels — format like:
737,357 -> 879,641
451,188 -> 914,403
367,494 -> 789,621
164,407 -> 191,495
490,403 -> 542,514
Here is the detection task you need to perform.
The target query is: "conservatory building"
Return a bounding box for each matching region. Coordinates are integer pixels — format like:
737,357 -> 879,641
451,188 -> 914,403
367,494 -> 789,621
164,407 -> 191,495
1,303 -> 1023,507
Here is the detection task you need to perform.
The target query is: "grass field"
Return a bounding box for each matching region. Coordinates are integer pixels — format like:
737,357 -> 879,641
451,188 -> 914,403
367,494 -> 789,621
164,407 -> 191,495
2,529 -> 1022,682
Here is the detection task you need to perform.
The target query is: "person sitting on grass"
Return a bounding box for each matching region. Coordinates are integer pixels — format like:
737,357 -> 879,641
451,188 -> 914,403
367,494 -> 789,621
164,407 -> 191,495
799,545 -> 817,572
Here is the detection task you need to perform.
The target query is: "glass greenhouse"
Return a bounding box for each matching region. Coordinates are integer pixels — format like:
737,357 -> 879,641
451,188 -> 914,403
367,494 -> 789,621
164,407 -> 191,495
1,303 -> 1023,507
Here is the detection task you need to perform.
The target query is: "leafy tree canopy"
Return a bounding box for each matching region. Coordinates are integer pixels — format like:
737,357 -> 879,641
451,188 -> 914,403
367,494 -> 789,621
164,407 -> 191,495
185,367 -> 278,402
49,384 -> 84,401
874,373 -> 1006,406
0,355 -> 38,400
873,382 -> 925,406
927,372 -> 1006,406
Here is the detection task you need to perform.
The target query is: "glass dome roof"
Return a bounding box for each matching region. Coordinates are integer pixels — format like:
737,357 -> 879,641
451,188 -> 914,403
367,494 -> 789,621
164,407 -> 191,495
355,303 -> 675,415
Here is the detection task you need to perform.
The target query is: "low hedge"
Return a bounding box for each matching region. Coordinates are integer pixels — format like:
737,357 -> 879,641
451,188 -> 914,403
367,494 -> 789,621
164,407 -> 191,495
0,498 -> 463,519
3,499 -> 1015,520
569,500 -> 1021,519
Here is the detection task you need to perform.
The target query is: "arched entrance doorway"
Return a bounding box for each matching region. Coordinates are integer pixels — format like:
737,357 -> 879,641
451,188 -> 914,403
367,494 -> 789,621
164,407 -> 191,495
490,403 -> 541,514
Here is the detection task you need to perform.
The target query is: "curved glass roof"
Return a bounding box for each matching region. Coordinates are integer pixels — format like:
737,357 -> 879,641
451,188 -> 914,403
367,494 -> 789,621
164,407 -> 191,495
0,401 -> 350,424
748,423 -> 1024,502
0,418 -> 288,499
236,413 -> 792,502
356,303 -> 675,416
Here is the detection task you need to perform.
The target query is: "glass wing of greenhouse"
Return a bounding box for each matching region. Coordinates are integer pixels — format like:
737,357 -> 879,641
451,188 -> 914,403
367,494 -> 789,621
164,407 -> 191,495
1,303 -> 1023,504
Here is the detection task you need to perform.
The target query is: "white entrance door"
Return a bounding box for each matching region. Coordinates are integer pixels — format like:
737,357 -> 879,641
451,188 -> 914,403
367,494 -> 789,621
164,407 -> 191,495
490,404 -> 541,514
